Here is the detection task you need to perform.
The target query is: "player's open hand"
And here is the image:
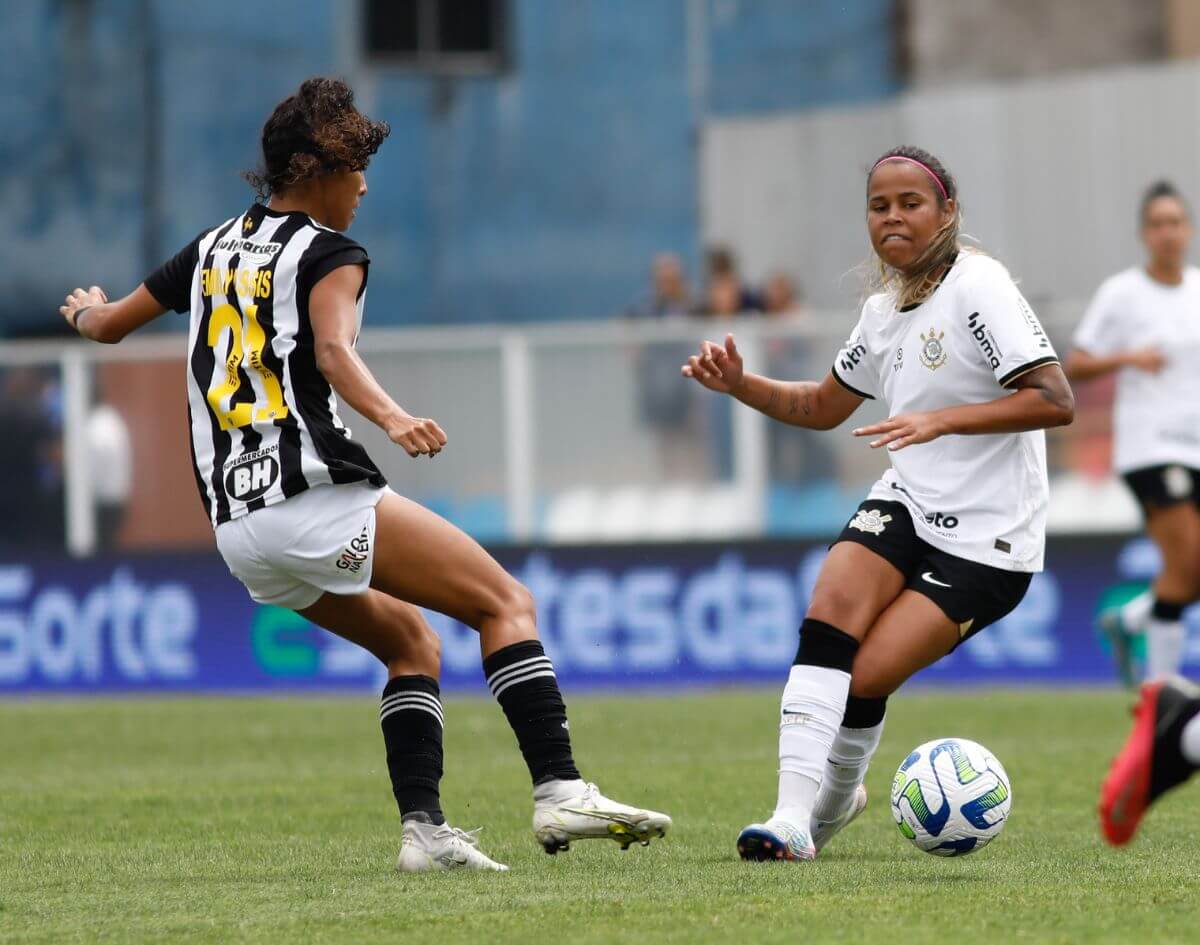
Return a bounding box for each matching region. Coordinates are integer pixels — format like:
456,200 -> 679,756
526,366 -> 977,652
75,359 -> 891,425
853,411 -> 947,451
681,334 -> 744,394
386,413 -> 448,458
1125,347 -> 1166,374
59,286 -> 108,329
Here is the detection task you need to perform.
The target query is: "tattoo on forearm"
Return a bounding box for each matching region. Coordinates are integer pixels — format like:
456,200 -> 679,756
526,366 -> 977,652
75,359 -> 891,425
765,385 -> 779,414
788,389 -> 801,416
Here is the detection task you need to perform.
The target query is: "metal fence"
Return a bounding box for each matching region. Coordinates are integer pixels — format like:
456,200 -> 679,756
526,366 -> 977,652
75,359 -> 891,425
0,303 -> 1136,557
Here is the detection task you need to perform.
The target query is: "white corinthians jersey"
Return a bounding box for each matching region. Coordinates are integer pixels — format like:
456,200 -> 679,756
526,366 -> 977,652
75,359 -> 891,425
832,253 -> 1058,571
146,204 -> 386,528
1073,266 -> 1200,474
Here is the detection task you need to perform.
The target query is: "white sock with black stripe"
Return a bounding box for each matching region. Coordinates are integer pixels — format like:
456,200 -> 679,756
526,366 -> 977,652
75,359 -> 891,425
379,675 -> 445,825
483,640 -> 582,787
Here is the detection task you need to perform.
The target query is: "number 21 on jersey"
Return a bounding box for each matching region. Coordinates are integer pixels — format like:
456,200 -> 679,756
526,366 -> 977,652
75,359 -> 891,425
206,303 -> 289,431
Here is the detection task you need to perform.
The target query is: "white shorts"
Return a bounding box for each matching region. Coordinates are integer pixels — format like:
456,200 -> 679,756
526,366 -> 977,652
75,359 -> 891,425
215,482 -> 389,610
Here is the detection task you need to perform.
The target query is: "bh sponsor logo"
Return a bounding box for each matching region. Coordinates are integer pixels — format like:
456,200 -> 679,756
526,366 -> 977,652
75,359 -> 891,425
224,448 -> 280,502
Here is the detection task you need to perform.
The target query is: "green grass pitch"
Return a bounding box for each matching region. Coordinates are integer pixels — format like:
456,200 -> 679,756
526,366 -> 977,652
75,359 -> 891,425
2,689 -> 1198,945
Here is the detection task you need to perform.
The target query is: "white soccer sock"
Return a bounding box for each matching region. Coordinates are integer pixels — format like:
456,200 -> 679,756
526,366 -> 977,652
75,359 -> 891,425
1120,590 -> 1153,634
812,719 -> 885,824
1146,617 -> 1185,679
532,778 -> 587,805
775,664 -> 850,823
1181,712 -> 1200,766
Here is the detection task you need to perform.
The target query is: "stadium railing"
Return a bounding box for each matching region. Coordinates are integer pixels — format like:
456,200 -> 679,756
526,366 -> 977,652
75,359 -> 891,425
0,302 -> 1130,556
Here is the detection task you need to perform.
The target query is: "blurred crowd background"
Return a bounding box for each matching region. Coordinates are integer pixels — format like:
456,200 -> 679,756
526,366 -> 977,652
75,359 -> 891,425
4,0 -> 1199,555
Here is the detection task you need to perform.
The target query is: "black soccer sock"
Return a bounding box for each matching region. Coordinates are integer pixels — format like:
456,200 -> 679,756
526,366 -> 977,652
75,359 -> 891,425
1150,691 -> 1200,801
483,640 -> 581,785
842,694 -> 888,729
379,675 -> 445,825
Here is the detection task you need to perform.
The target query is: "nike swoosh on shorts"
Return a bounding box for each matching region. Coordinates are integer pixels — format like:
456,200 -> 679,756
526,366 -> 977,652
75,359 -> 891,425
921,571 -> 952,588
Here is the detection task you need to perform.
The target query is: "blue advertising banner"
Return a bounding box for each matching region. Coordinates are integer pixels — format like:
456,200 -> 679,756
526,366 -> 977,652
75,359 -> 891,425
1,536 -> 1196,693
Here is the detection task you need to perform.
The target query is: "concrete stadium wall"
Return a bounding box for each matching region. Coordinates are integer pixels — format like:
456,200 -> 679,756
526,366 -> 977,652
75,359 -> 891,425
702,57 -> 1200,311
0,0 -> 897,335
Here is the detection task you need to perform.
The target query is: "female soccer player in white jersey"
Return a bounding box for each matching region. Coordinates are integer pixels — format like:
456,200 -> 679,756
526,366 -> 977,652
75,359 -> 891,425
1066,181 -> 1200,684
57,77 -> 669,873
683,146 -> 1075,861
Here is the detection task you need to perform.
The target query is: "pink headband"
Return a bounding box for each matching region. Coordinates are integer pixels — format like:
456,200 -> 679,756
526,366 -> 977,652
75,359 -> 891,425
871,155 -> 948,201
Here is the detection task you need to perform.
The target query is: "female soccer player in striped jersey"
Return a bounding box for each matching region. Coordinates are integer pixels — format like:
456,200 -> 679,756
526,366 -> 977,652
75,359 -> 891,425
57,77 -> 669,873
1067,181 -> 1200,684
683,146 -> 1075,861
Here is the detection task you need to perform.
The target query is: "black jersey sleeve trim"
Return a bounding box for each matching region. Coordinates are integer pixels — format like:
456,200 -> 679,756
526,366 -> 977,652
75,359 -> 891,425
831,364 -> 875,400
144,231 -> 205,313
306,247 -> 369,297
999,356 -> 1060,388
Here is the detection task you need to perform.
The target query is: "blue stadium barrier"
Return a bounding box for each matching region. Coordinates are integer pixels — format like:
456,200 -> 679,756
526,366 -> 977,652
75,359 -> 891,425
0,536 -> 1195,694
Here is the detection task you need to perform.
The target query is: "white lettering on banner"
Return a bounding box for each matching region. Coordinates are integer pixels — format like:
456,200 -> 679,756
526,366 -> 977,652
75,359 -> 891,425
408,547 -> 1064,678
679,555 -> 742,668
0,566 -> 197,684
561,572 -> 617,671
621,570 -> 677,669
742,572 -> 796,667
319,633 -> 380,679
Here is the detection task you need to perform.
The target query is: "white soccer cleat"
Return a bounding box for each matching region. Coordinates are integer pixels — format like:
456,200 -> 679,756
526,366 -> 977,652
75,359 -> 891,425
812,784 -> 868,853
737,816 -> 816,862
395,819 -> 509,873
532,781 -> 672,854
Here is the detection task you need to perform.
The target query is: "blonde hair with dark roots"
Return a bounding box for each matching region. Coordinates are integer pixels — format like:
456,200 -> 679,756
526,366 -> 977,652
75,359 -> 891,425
865,146 -> 962,310
244,77 -> 390,198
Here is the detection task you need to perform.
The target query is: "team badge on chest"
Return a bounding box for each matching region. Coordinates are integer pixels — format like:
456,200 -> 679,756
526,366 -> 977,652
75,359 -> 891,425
919,327 -> 948,370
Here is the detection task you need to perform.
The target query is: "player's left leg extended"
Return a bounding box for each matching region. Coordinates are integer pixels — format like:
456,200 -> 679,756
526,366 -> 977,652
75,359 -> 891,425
809,591 -> 960,854
368,492 -> 670,855
738,541 -> 906,862
300,590 -> 507,872
1100,676 -> 1200,846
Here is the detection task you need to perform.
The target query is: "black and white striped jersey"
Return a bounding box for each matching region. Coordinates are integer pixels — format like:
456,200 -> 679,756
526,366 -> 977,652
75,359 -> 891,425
145,203 -> 386,528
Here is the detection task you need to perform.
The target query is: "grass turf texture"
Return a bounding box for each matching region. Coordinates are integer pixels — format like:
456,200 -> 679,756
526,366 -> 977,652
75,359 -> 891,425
2,690 -> 1198,945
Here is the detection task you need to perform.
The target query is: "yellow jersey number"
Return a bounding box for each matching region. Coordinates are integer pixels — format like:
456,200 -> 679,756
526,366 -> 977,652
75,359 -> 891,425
206,303 -> 289,431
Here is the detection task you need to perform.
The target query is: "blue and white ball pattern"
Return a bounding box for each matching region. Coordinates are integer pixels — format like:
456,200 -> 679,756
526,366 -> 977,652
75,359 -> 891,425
890,737 -> 1012,857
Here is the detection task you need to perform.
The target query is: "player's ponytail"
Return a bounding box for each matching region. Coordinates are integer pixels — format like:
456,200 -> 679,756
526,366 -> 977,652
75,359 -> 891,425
244,77 -> 390,198
864,146 -> 963,310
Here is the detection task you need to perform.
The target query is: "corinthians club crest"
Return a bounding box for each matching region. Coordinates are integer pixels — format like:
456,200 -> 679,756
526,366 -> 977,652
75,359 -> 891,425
848,508 -> 892,536
919,327 -> 948,370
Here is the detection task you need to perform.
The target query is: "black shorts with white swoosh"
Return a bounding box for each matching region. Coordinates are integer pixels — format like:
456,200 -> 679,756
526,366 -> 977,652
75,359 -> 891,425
832,500 -> 1032,646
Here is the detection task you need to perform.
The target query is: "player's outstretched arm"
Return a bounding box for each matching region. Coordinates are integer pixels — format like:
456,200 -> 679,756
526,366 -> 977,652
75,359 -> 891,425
308,264 -> 447,458
59,284 -> 168,343
854,362 -> 1075,452
681,333 -> 863,431
1064,346 -> 1165,381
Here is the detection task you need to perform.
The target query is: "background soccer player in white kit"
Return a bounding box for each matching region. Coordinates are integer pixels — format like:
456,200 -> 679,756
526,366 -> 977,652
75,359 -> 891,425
683,146 -> 1075,861
1066,181 -> 1200,684
56,77 -> 670,874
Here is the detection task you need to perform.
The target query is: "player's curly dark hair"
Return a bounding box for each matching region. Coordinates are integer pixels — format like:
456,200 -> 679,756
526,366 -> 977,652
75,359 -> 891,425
864,145 -> 963,310
244,77 -> 390,198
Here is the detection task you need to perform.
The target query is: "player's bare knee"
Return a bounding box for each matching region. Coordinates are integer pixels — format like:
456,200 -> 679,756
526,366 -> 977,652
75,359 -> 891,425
806,584 -> 867,631
496,579 -> 537,625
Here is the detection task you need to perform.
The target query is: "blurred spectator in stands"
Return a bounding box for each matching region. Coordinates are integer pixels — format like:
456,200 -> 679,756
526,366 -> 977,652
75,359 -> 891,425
764,271 -> 805,318
700,245 -> 762,316
629,253 -> 692,319
627,253 -> 706,480
0,367 -> 65,552
761,271 -> 835,485
88,400 -> 132,549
